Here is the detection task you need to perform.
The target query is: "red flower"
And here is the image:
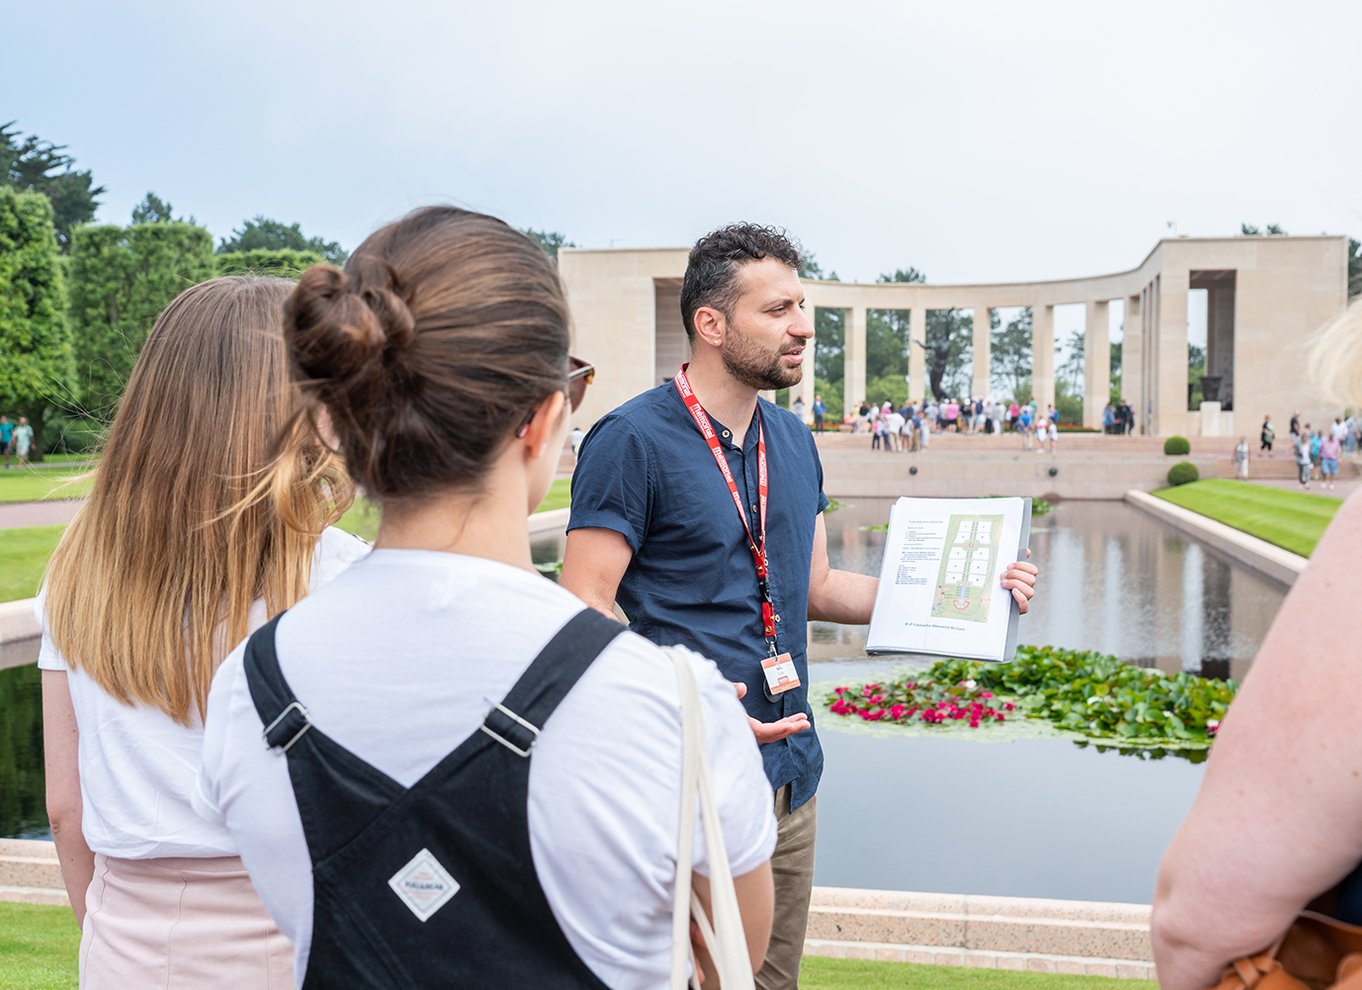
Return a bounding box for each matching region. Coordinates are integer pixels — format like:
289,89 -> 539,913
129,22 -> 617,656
890,704 -> 906,720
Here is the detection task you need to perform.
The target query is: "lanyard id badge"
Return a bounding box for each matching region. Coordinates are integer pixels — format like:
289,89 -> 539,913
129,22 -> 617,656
761,652 -> 800,697
674,364 -> 802,702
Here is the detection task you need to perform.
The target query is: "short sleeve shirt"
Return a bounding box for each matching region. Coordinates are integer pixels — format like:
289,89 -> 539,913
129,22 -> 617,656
568,383 -> 830,809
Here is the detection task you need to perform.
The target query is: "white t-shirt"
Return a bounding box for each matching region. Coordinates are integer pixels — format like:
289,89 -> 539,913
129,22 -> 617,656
37,527 -> 371,859
1331,422 -> 1349,443
193,550 -> 776,990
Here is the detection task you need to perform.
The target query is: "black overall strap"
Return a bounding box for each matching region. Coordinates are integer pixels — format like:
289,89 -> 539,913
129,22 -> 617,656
244,613 -> 406,863
478,609 -> 628,758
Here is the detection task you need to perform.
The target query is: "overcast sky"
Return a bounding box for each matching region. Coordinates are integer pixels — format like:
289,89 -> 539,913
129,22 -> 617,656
12,0 -> 1360,286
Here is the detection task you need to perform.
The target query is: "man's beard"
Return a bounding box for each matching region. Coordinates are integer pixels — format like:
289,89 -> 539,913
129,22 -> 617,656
721,321 -> 803,391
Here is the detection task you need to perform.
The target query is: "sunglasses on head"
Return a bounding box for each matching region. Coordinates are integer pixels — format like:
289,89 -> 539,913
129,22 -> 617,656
516,355 -> 595,439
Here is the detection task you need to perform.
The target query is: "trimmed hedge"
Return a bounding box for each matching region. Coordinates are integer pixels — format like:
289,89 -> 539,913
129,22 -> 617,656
1164,435 -> 1191,455
1167,461 -> 1199,486
215,248 -> 325,280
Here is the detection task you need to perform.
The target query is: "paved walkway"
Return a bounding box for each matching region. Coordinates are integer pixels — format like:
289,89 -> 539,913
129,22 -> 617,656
0,500 -> 82,528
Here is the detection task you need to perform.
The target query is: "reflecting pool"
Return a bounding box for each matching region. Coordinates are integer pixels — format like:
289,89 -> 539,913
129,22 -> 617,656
0,499 -> 1290,903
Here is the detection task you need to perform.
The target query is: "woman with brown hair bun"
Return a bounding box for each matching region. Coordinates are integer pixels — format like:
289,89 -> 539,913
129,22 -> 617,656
195,206 -> 776,989
40,276 -> 367,988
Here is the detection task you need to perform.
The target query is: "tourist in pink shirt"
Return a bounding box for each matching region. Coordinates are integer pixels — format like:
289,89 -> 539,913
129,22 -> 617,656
1320,434 -> 1342,489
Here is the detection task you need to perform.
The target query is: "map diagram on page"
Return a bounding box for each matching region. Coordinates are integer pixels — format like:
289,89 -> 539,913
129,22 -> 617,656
930,514 -> 1003,623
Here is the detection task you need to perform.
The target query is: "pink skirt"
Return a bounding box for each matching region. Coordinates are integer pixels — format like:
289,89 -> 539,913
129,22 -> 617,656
80,853 -> 293,989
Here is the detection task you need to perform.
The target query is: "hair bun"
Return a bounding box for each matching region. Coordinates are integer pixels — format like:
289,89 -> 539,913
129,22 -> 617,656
286,264 -> 387,386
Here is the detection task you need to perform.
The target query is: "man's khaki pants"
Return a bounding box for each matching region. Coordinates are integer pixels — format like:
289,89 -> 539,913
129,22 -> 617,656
755,785 -> 817,990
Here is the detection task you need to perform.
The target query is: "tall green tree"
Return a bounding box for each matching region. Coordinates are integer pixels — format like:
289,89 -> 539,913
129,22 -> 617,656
130,191 -> 184,225
523,228 -> 577,263
218,215 -> 346,265
1348,237 -> 1360,300
0,189 -> 74,456
68,222 -> 216,420
0,121 -> 104,251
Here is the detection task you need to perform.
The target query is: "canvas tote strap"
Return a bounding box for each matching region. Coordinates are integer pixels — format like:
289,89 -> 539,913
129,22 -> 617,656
667,647 -> 755,990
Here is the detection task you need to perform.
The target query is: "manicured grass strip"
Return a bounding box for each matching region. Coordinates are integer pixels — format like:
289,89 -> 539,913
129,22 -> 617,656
0,470 -> 92,505
0,526 -> 65,603
537,476 -> 572,513
0,902 -> 78,990
800,957 -> 1153,989
0,902 -> 1154,990
1152,478 -> 1342,557
0,480 -> 576,603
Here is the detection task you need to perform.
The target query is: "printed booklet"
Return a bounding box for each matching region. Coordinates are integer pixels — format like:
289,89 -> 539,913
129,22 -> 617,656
865,496 -> 1033,663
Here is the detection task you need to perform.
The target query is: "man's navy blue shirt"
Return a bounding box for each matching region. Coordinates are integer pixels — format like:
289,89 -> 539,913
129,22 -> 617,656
568,382 -> 829,810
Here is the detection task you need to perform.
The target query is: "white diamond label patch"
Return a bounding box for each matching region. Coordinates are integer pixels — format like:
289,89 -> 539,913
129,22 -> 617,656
388,848 -> 459,922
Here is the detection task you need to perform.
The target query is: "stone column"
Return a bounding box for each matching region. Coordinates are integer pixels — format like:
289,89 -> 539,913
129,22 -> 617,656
972,305 -> 991,401
1123,292 -> 1142,423
909,305 -> 927,402
845,306 -> 867,420
1157,269 -> 1190,438
1083,299 -> 1110,429
1031,303 -> 1055,413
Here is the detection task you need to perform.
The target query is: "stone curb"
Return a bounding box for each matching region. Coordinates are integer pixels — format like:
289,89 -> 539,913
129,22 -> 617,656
1124,490 -> 1307,586
0,599 -> 38,646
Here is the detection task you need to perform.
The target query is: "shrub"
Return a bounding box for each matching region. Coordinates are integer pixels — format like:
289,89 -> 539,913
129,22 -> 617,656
1167,461 -> 1199,486
215,248 -> 324,280
1164,435 -> 1191,455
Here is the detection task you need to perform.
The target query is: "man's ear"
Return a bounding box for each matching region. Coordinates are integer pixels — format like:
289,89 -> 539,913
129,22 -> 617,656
692,306 -> 725,349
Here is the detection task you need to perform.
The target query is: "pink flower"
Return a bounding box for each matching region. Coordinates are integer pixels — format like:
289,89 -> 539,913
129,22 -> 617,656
1003,702 -> 1016,712
834,686 -> 847,696
980,691 -> 993,700
969,719 -> 980,728
994,712 -> 1006,722
870,694 -> 884,704
906,682 -> 916,690
890,704 -> 906,720
830,700 -> 848,715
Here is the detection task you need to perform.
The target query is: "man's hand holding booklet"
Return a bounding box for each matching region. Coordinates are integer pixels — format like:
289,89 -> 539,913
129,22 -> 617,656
866,496 -> 1034,663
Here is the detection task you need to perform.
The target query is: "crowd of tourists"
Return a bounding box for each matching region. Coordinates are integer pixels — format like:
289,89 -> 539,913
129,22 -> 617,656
831,396 -> 1130,454
30,210 -> 1362,990
1255,410 -> 1358,490
0,413 -> 34,467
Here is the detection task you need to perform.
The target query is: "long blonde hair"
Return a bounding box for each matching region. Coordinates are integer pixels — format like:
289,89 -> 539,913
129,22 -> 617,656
43,276 -> 353,725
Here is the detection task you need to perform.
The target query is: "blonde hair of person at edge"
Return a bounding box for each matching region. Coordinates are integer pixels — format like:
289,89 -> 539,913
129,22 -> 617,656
1153,296 -> 1362,989
40,276 -> 364,989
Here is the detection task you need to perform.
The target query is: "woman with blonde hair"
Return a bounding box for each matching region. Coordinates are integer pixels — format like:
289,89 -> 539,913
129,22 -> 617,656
40,276 -> 367,987
194,206 -> 776,988
1153,296 -> 1362,988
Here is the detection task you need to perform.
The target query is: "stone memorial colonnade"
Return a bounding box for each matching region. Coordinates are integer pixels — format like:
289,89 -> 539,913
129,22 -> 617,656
559,236 -> 1348,438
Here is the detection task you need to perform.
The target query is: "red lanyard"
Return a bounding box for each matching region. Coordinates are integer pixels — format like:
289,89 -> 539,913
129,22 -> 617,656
673,364 -> 778,653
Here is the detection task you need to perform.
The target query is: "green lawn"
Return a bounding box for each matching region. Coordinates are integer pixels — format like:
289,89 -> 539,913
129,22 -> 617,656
0,903 -> 1152,990
0,903 -> 79,990
0,526 -> 65,603
0,469 -> 92,504
1152,478 -> 1342,557
0,479 -> 575,603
